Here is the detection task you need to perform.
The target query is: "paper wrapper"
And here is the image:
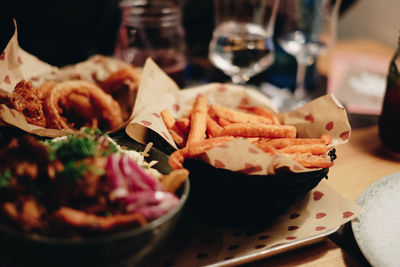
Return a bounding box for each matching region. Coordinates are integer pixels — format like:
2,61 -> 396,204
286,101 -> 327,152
0,21 -> 136,137
127,60 -> 361,265
140,181 -> 362,266
126,58 -> 352,175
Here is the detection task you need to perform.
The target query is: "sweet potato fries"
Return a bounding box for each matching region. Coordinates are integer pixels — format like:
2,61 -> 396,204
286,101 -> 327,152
162,95 -> 334,170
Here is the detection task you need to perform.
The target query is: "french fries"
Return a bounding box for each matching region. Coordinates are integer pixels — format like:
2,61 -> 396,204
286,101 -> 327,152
161,95 -> 334,171
160,169 -> 189,193
210,104 -> 275,124
237,105 -> 280,124
161,109 -> 187,147
219,122 -> 296,138
283,153 -> 334,169
175,118 -> 190,136
206,115 -> 223,137
186,96 -> 208,146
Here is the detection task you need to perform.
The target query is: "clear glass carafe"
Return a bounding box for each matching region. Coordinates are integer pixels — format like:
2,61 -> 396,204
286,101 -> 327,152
115,0 -> 187,88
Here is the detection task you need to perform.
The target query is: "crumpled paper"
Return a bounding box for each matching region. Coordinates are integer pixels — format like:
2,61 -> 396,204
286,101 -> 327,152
140,181 -> 362,266
123,63 -> 361,264
126,58 -> 351,174
0,21 -> 135,137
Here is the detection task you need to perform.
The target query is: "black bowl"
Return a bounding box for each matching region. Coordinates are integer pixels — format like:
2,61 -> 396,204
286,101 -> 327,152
184,158 -> 328,230
0,137 -> 190,267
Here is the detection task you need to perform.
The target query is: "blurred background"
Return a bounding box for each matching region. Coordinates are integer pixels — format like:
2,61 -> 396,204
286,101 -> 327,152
0,0 -> 399,92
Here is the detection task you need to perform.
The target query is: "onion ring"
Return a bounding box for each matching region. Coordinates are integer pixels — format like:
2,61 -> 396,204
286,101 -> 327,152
100,67 -> 141,121
100,66 -> 141,95
42,80 -> 123,130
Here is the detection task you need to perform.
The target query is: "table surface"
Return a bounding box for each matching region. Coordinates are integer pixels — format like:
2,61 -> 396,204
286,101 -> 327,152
247,125 -> 400,266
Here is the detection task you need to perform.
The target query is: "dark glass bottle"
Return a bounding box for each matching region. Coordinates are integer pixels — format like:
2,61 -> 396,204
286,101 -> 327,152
378,36 -> 400,153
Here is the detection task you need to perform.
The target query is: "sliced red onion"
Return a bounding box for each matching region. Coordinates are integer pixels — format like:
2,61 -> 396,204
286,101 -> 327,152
106,154 -> 179,221
125,156 -> 164,192
119,155 -> 152,192
124,191 -> 180,220
106,154 -> 129,200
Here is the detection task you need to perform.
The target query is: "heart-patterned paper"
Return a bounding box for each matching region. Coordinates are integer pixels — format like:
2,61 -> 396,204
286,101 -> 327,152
139,182 -> 363,266
126,59 -> 352,175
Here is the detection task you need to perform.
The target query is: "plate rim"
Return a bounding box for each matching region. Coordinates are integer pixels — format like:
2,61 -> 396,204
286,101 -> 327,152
351,171 -> 400,267
205,226 -> 339,267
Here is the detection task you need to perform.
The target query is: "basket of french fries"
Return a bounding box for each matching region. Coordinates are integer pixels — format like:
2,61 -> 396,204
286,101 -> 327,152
158,95 -> 336,228
125,59 -> 351,229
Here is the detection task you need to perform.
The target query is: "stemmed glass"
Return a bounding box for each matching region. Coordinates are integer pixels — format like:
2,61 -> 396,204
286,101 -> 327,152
276,0 -> 341,111
208,0 -> 280,84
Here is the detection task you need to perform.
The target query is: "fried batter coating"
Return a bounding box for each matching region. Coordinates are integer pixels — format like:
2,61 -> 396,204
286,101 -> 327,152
36,80 -> 56,100
54,207 -> 147,232
101,67 -> 141,120
0,81 -> 47,127
0,91 -> 14,107
42,80 -> 124,130
100,66 -> 141,95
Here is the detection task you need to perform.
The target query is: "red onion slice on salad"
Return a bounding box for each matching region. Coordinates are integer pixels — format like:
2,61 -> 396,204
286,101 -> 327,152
106,154 -> 129,200
106,153 -> 179,220
124,191 -> 179,220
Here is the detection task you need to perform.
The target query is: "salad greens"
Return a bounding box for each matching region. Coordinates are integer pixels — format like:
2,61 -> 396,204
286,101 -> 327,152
45,127 -> 118,182
0,170 -> 11,188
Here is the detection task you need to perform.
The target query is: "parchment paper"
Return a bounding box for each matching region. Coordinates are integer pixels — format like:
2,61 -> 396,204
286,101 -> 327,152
0,22 -> 361,263
125,59 -> 361,265
126,58 -> 351,174
0,21 -> 135,137
140,181 -> 362,266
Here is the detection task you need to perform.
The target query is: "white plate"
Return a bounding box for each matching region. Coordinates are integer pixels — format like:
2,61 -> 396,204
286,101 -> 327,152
352,172 -> 400,267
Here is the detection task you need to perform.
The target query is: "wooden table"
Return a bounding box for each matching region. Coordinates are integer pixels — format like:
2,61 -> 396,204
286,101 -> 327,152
247,125 -> 400,266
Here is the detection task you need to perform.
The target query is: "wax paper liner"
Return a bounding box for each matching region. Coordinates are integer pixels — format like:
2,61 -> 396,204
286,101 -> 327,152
0,20 -> 136,137
126,58 -> 351,175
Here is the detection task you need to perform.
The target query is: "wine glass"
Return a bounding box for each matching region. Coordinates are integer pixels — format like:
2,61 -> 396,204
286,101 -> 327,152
276,0 -> 341,111
208,0 -> 280,84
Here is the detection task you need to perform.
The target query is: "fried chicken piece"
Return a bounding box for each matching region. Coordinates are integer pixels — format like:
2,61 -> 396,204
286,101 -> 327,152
54,207 -> 147,232
36,80 -> 56,100
0,91 -> 14,107
2,198 -> 45,232
0,135 -> 49,182
2,202 -> 19,222
78,157 -> 108,198
14,161 -> 38,179
0,81 -> 46,127
20,197 -> 45,231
